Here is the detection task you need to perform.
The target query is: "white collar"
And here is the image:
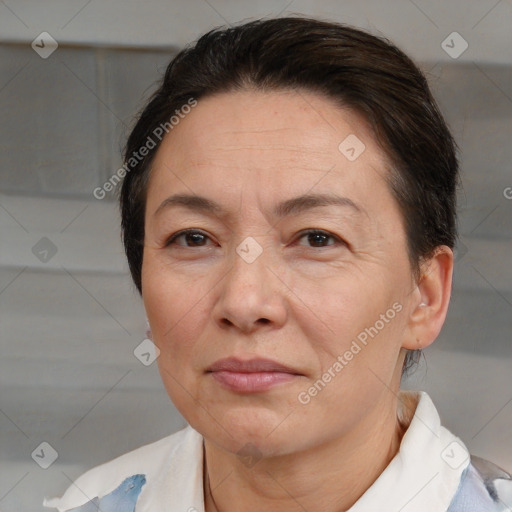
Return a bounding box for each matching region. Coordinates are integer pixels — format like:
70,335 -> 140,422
147,390 -> 468,511
46,391 -> 469,511
346,390 -> 469,511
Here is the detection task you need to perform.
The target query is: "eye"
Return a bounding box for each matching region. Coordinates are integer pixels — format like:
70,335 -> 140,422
296,229 -> 344,248
165,229 -> 214,247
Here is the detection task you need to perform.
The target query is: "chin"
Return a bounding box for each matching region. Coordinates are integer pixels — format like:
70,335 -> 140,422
192,405 -> 302,457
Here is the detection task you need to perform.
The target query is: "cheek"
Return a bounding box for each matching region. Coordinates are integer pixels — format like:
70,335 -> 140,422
142,257 -> 209,363
142,263 -> 212,418
287,265 -> 408,401
287,266 -> 396,344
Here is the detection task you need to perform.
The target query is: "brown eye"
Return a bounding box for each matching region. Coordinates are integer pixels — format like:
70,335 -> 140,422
297,230 -> 342,248
166,229 -> 212,247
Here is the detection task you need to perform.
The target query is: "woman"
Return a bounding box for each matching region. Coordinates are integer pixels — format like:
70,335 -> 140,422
45,17 -> 511,512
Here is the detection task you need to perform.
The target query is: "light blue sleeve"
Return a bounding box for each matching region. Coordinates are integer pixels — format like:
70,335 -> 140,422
68,497 -> 100,512
447,456 -> 512,512
68,474 -> 146,512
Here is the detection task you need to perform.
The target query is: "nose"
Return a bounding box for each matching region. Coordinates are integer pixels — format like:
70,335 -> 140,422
212,243 -> 288,334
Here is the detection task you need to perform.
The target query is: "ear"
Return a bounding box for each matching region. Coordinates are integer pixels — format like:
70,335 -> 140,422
402,245 -> 454,350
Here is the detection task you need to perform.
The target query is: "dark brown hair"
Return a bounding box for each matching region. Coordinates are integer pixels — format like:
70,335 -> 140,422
119,17 -> 459,375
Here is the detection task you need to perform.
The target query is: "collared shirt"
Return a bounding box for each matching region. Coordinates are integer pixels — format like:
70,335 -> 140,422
44,391 -> 512,512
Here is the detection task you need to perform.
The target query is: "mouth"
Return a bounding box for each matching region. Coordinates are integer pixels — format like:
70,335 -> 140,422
206,357 -> 302,393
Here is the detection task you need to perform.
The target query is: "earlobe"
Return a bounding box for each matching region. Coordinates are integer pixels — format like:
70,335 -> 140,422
145,319 -> 153,340
402,246 -> 454,350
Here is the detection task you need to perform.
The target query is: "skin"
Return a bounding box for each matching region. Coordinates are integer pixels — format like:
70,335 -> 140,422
141,89 -> 454,512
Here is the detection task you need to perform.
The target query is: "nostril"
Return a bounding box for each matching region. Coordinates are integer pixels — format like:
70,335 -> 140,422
257,318 -> 270,324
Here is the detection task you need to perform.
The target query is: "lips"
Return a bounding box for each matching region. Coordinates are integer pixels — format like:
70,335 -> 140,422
206,357 -> 302,393
207,357 -> 299,374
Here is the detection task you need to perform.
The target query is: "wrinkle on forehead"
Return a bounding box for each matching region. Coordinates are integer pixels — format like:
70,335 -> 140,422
148,88 -> 395,214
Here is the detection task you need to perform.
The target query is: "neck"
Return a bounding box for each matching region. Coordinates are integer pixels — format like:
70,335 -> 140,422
203,391 -> 415,512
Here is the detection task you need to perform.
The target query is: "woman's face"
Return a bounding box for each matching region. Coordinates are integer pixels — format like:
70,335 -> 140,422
142,89 -> 421,456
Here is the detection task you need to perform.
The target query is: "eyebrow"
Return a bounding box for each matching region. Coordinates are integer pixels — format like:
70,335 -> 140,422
154,194 -> 224,217
274,193 -> 363,218
153,193 -> 364,219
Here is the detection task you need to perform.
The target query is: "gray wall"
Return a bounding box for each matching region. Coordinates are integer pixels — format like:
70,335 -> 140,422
1,1 -> 511,511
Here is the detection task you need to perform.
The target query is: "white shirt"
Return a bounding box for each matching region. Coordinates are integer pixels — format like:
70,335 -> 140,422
43,391 -> 475,511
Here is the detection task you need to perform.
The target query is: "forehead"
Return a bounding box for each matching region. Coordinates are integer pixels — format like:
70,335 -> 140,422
147,89 -> 395,216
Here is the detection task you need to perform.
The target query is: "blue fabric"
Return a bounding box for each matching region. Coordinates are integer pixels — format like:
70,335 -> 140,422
65,456 -> 512,511
447,457 -> 512,511
69,474 -> 146,512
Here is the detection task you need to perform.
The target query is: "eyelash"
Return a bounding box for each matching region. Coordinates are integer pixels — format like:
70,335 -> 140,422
165,229 -> 345,249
